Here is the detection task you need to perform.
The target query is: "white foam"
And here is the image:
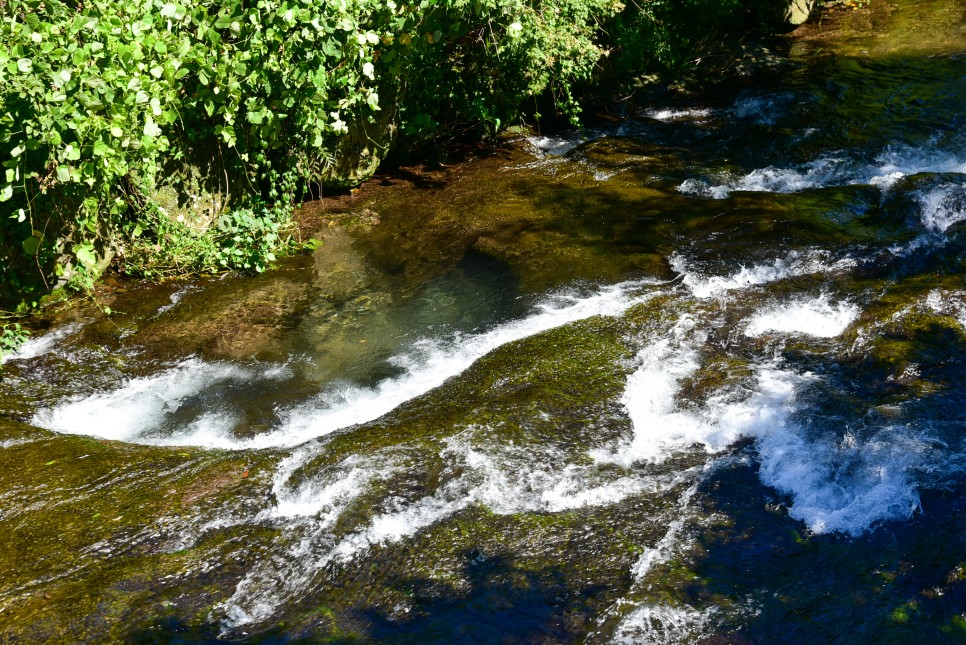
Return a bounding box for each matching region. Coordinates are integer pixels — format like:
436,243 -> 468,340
268,452 -> 393,525
612,341 -> 928,536
630,478 -> 702,581
677,178 -> 733,199
611,604 -> 719,645
527,134 -> 590,157
756,424 -> 926,536
32,281 -> 657,450
0,323 -> 80,364
596,319 -> 802,467
31,359 -> 287,448
266,281 -> 657,447
217,431 -> 679,630
678,157 -> 851,198
670,251 -> 855,300
870,145 -> 966,189
325,435 -> 665,565
597,309 -> 930,536
744,294 -> 860,338
0,437 -> 35,449
678,143 -> 966,199
644,107 -> 713,122
460,441 -> 658,515
926,289 -> 966,330
915,181 -> 966,232
157,285 -> 201,315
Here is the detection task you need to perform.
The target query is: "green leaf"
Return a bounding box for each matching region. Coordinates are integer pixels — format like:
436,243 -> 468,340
322,38 -> 341,58
74,243 -> 97,268
56,166 -> 70,182
247,110 -> 264,124
22,232 -> 42,255
17,58 -> 32,73
0,185 -> 12,202
143,116 -> 161,138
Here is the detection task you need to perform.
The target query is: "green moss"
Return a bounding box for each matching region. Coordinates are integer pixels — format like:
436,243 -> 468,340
0,428 -> 283,642
677,356 -> 755,409
943,614 -> 966,636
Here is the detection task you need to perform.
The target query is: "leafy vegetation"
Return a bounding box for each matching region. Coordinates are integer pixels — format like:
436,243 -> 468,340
0,322 -> 28,362
1,0 -> 777,308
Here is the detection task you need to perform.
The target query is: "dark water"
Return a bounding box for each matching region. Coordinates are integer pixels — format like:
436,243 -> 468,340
2,2 -> 966,642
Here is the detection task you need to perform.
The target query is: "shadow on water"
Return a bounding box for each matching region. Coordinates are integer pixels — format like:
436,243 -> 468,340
692,456 -> 966,644
345,552 -> 585,644
125,550 -> 588,645
686,324 -> 966,643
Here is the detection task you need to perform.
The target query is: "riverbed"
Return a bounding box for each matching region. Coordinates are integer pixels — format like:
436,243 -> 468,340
2,1 -> 965,642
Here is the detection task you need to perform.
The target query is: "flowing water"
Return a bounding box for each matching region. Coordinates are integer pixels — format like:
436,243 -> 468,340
3,2 -> 966,642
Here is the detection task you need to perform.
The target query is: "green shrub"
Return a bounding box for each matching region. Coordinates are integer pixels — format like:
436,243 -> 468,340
118,201 -> 293,277
0,0 -> 770,306
0,323 -> 28,361
213,203 -> 288,274
605,0 -> 751,78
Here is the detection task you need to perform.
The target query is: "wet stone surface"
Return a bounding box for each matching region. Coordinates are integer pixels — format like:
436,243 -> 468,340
2,0 -> 966,641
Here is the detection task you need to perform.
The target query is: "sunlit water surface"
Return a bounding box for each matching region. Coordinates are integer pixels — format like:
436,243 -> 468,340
2,3 -> 966,642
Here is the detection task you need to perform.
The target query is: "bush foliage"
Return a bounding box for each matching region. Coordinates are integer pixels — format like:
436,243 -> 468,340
0,0 -> 773,307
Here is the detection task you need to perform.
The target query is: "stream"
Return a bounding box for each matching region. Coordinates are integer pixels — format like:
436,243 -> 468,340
2,1 -> 966,642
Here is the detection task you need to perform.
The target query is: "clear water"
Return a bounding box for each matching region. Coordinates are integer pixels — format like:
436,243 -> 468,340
2,3 -> 966,642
